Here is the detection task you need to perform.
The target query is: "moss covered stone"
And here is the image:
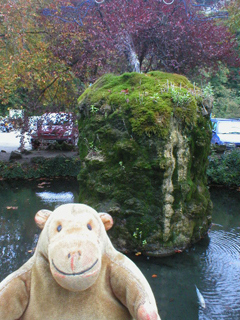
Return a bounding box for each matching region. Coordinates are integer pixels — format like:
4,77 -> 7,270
77,71 -> 212,256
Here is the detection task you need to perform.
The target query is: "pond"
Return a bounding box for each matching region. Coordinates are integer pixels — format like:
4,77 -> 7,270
0,179 -> 240,320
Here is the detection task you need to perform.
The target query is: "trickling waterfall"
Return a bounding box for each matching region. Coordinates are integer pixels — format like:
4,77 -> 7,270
120,33 -> 140,73
129,46 -> 140,73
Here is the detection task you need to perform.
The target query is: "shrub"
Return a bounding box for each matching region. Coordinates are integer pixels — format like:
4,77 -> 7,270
0,156 -> 81,180
207,149 -> 240,187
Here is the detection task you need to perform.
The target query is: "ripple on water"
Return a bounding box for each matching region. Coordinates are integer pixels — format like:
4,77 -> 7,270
198,226 -> 240,319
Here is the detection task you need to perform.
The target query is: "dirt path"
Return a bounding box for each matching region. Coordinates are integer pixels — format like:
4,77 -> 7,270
0,130 -> 79,163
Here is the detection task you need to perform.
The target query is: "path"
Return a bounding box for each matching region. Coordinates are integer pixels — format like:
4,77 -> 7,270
0,130 -> 78,163
0,130 -> 31,153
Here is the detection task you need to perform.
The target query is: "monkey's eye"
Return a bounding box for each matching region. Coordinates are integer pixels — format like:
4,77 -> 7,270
87,223 -> 92,231
57,225 -> 62,232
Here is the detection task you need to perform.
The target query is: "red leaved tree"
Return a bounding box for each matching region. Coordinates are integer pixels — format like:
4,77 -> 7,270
42,0 -> 239,82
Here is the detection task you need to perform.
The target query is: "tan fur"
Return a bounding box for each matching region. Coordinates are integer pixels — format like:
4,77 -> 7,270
0,203 -> 161,320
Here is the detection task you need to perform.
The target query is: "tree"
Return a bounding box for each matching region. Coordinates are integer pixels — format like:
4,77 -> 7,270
227,0 -> 240,33
1,0 -> 239,117
0,0 -> 81,115
44,0 -> 239,83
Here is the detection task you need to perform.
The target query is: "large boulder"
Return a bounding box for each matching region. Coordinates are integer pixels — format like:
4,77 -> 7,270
77,71 -> 212,256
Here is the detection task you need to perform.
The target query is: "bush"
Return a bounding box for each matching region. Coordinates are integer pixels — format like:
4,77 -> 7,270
207,149 -> 240,187
0,156 -> 81,180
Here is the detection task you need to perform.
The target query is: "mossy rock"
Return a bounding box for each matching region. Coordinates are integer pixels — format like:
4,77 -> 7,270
77,71 -> 212,256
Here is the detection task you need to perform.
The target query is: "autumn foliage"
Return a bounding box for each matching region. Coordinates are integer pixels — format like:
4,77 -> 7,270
0,0 -> 79,112
47,0 -> 239,81
1,0 -> 239,110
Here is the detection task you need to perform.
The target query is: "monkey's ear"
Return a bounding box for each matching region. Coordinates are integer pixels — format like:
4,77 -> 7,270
99,213 -> 114,231
35,209 -> 52,229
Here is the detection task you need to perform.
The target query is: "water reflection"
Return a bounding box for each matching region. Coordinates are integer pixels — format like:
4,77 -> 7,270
36,191 -> 74,204
0,182 -> 240,320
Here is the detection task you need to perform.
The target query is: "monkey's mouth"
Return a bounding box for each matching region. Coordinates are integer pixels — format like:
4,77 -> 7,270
52,259 -> 99,276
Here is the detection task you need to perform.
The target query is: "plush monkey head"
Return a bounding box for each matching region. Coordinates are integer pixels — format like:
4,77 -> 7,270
35,204 -> 113,292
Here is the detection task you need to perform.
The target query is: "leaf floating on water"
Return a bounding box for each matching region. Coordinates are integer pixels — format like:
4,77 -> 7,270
135,252 -> 142,256
37,181 -> 51,188
38,182 -> 50,186
6,206 -> 18,210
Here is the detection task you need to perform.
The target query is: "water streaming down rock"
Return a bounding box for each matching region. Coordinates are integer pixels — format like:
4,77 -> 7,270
120,33 -> 140,73
129,46 -> 140,73
77,72 -> 212,256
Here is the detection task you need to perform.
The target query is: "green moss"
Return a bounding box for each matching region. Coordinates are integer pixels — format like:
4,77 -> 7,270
77,71 -> 212,256
78,71 -> 202,140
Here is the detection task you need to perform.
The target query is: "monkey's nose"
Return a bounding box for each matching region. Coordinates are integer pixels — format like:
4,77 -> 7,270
67,251 -> 81,272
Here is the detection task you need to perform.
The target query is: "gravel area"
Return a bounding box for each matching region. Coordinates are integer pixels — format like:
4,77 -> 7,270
0,130 -> 78,163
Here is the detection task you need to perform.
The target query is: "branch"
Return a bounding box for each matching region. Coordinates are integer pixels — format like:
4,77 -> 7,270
145,55 -> 154,73
33,76 -> 60,107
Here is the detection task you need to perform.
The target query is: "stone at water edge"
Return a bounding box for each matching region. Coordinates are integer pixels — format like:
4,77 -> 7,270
9,151 -> 22,161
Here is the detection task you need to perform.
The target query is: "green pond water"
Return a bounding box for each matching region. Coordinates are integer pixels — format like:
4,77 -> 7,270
0,179 -> 240,320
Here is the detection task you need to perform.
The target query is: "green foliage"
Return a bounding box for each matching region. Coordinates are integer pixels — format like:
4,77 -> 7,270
189,63 -> 240,119
202,82 -> 214,98
46,142 -> 75,152
207,149 -> 240,187
169,87 -> 192,107
227,0 -> 240,33
210,65 -> 240,118
0,156 -> 81,180
90,105 -> 98,114
132,228 -> 148,247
